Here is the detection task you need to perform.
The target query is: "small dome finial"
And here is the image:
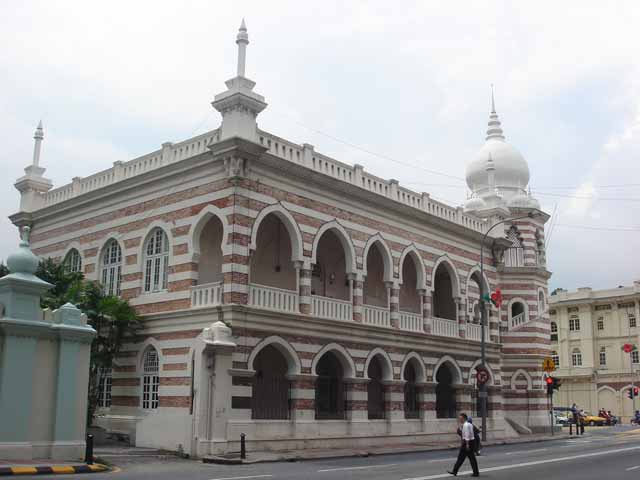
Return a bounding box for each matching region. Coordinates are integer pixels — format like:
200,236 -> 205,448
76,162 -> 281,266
240,18 -> 247,31
236,19 -> 249,77
485,89 -> 505,141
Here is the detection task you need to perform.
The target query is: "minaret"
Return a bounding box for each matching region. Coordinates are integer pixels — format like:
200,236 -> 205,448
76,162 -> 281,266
212,20 -> 267,142
14,122 -> 53,213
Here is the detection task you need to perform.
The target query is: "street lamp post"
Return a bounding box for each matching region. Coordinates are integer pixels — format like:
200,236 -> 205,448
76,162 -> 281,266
479,212 -> 536,442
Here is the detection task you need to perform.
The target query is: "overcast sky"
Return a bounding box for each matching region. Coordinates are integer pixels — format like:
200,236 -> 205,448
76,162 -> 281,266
2,1 -> 639,291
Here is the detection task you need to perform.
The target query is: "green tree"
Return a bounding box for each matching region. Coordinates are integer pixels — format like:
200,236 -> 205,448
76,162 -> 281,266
3,258 -> 141,425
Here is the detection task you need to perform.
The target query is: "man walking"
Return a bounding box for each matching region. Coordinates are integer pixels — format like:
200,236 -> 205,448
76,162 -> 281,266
448,413 -> 479,477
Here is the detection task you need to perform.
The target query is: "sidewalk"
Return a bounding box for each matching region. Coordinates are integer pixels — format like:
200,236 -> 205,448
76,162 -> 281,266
204,432 -> 571,464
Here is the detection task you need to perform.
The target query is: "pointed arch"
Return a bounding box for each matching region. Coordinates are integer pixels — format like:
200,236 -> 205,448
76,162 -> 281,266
430,255 -> 460,296
62,241 -> 84,273
250,203 -> 304,262
362,234 -> 394,282
311,220 -> 356,274
432,355 -> 463,384
466,266 -> 490,295
398,244 -> 427,290
189,204 -> 231,257
312,343 -> 356,379
363,348 -> 394,381
597,385 -> 617,394
510,369 -> 532,391
247,335 -> 302,375
400,352 -> 427,383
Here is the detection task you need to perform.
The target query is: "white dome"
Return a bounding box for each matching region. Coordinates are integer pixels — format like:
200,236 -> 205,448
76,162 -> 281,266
467,140 -> 530,192
466,107 -> 530,197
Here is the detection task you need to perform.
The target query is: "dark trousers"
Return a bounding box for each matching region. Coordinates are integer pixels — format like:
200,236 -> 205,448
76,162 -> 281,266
452,443 -> 479,475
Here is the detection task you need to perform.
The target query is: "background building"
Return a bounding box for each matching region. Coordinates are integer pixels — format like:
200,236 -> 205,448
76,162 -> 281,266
9,22 -> 551,456
549,282 -> 640,421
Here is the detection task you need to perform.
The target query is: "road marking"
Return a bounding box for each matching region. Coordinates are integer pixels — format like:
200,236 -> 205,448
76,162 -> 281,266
318,463 -> 397,472
209,476 -> 273,480
505,448 -> 547,455
626,465 -> 640,471
401,445 -> 640,480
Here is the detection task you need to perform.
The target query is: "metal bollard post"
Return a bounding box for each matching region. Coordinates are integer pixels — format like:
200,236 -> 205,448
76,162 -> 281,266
240,433 -> 246,460
569,422 -> 573,435
85,434 -> 94,465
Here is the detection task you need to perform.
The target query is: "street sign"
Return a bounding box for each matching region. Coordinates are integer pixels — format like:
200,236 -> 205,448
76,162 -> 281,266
476,366 -> 490,385
543,357 -> 556,372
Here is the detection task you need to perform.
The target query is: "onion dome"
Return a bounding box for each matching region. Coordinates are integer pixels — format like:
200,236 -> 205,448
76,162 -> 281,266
7,226 -> 39,275
465,92 -> 530,201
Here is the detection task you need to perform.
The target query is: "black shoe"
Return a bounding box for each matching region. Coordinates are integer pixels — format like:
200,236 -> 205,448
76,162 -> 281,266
472,474 -> 479,477
447,471 -> 457,476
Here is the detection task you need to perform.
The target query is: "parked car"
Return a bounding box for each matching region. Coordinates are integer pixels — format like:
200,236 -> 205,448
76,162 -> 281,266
554,412 -> 570,425
581,412 -> 606,426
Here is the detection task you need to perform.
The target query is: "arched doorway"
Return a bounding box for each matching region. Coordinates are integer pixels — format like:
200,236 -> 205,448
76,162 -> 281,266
404,362 -> 420,419
252,345 -> 290,419
435,363 -> 457,418
432,263 -> 456,320
198,215 -> 224,284
367,356 -> 385,420
399,255 -> 421,314
311,230 -> 349,300
363,243 -> 388,307
315,352 -> 345,420
250,213 -> 296,290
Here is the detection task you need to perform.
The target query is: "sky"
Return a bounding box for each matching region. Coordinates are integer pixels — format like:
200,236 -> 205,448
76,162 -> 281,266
1,0 -> 639,291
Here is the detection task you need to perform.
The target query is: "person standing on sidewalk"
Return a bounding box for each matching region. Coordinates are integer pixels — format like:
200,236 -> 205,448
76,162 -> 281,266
448,413 -> 479,477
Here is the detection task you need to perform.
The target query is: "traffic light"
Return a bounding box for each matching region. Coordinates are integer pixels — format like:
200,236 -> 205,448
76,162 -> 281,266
546,376 -> 554,395
627,386 -> 639,399
552,377 -> 562,391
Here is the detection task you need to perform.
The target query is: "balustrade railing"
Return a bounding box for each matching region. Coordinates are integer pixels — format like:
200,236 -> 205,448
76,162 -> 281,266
399,311 -> 423,332
311,296 -> 352,322
248,284 -> 299,314
190,281 -> 223,308
510,312 -> 526,330
466,323 -> 490,342
432,317 -> 458,338
363,305 -> 391,328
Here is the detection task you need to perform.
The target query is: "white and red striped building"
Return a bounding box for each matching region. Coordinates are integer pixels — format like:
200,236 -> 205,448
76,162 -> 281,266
10,22 -> 551,456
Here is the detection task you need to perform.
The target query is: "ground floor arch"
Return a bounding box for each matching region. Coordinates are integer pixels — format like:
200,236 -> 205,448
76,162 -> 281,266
435,362 -> 457,418
251,345 -> 290,419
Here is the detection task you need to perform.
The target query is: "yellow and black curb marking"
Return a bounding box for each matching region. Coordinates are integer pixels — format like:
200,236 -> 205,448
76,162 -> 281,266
0,464 -> 108,476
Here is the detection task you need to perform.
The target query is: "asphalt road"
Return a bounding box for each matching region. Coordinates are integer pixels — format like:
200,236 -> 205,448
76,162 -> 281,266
20,427 -> 640,479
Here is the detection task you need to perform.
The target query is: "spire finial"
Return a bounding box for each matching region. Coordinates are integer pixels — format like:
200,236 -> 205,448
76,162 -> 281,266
32,121 -> 44,167
236,19 -> 249,77
490,84 -> 496,114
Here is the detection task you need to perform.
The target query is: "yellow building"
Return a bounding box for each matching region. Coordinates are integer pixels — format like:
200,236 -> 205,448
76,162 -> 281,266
549,282 -> 640,422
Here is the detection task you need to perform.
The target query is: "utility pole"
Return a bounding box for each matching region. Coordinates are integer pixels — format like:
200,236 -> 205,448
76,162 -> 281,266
479,212 -> 536,442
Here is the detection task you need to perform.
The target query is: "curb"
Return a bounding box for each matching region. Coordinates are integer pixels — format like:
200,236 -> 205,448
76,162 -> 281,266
0,464 -> 109,476
203,435 -> 568,465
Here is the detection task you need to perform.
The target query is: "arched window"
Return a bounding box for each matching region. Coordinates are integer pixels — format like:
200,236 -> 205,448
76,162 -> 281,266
142,347 -> 159,409
432,262 -> 457,321
550,322 -> 558,342
143,229 -> 170,293
538,291 -> 545,316
399,255 -> 421,314
64,248 -> 82,273
571,348 -> 582,367
363,243 -> 388,307
551,351 -> 559,367
404,362 -> 419,419
101,240 -> 122,296
311,230 -> 349,300
510,301 -> 526,328
97,366 -> 112,408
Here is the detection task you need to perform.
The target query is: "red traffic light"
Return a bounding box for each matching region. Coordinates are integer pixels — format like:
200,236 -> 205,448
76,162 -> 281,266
546,376 -> 553,385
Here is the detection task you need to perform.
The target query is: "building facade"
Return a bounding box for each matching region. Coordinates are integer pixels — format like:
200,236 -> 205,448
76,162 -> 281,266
549,283 -> 640,421
10,22 -> 551,456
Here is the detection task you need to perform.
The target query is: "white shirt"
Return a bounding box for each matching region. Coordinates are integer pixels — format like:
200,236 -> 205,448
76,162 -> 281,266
461,421 -> 475,442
